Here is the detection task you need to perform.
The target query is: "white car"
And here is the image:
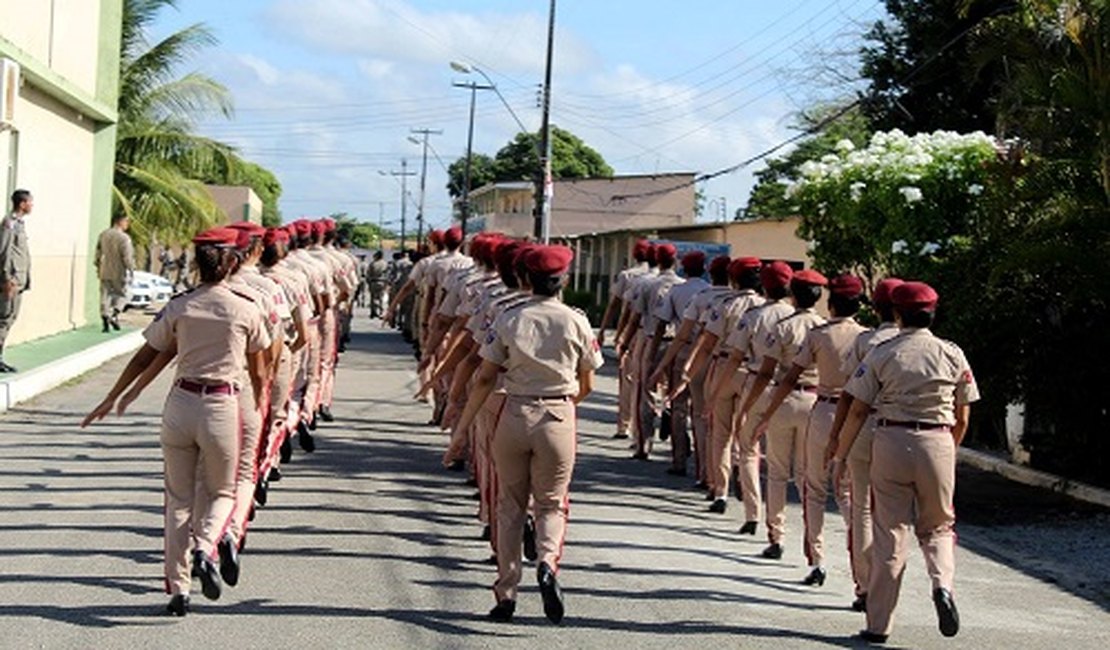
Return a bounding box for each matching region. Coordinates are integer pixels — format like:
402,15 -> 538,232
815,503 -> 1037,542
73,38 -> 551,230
127,270 -> 174,310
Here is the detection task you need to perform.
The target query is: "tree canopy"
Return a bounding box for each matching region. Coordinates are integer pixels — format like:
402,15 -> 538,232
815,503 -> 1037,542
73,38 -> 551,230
446,126 -> 613,199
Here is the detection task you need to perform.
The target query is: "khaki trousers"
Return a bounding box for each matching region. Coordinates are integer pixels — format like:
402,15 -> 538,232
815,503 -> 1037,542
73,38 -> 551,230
764,389 -> 815,544
476,391 -> 507,551
260,344 -> 296,476
492,396 -> 576,602
626,332 -> 646,443
667,343 -> 694,471
299,318 -> 322,419
687,356 -> 710,482
847,414 -> 877,596
99,278 -> 128,318
161,386 -> 240,595
318,308 -> 338,409
735,375 -> 765,523
709,363 -> 746,499
802,399 -> 852,566
867,425 -> 957,636
617,345 -> 634,434
0,290 -> 22,351
636,340 -> 667,456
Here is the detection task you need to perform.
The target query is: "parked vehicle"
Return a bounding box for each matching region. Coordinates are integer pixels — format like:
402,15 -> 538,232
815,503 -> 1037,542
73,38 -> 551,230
126,270 -> 173,309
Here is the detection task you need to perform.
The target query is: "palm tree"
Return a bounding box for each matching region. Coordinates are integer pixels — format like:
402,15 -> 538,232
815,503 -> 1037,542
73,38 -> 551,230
115,0 -> 242,250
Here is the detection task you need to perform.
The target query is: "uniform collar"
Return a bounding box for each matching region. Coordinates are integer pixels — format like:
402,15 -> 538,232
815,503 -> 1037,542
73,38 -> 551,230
660,268 -> 678,277
903,326 -> 933,336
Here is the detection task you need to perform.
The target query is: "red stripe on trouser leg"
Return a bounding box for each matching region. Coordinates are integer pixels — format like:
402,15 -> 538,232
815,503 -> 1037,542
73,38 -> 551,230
486,394 -> 508,554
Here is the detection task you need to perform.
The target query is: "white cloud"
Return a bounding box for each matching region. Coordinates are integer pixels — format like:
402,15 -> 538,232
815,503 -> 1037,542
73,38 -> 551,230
265,0 -> 596,76
357,58 -> 396,80
236,54 -> 280,85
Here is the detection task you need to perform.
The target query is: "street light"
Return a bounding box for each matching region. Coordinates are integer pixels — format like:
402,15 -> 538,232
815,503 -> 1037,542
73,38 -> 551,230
408,129 -> 441,247
450,68 -> 494,236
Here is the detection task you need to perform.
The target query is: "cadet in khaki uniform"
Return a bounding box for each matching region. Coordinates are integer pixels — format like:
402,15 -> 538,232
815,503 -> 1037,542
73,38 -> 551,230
612,245 -> 658,444
632,243 -> 683,458
0,190 -> 32,373
834,281 -> 979,643
82,227 -> 271,616
446,245 -> 603,625
94,214 -> 135,332
645,250 -> 708,474
650,255 -> 732,485
714,259 -> 794,525
826,277 -> 904,610
752,274 -> 865,585
738,269 -> 827,559
598,240 -> 652,438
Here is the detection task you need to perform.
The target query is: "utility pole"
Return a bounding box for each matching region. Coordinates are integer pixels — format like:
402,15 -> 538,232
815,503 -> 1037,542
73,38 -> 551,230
534,0 -> 556,242
409,128 -> 442,247
453,80 -> 494,235
381,160 -> 416,250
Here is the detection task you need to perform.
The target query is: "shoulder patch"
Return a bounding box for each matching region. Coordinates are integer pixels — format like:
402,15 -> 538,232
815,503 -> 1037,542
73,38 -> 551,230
854,363 -> 868,378
228,288 -> 257,303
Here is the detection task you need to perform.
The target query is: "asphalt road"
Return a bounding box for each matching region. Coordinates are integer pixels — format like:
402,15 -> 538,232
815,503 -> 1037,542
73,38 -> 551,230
0,312 -> 1106,649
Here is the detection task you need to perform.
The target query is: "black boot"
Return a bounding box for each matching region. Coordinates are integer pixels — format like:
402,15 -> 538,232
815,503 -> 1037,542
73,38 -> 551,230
102,316 -> 111,333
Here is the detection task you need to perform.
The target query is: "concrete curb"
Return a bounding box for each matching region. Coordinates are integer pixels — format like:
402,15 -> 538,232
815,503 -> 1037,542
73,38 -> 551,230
958,447 -> 1110,510
0,330 -> 144,413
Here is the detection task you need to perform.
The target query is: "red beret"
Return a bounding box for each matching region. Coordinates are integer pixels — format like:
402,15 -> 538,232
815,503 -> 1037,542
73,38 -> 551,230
524,245 -> 574,275
495,240 -> 523,269
872,278 -> 905,306
709,255 -> 731,275
792,269 -> 828,287
444,226 -> 464,247
728,257 -> 760,281
680,250 -> 706,273
644,244 -> 657,265
428,229 -> 445,246
263,228 -> 289,246
322,218 -> 336,233
193,227 -> 239,246
829,274 -> 864,298
227,222 -> 266,236
485,236 -> 504,262
234,229 -> 254,251
293,220 -> 312,237
311,220 -> 327,237
759,260 -> 793,290
655,243 -> 677,265
632,239 -> 651,261
892,281 -> 939,311
514,243 -> 540,270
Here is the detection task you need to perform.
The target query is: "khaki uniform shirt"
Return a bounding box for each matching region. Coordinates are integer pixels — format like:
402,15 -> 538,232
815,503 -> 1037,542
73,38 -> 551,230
229,273 -> 283,343
639,269 -> 683,334
623,268 -> 659,304
709,289 -> 765,356
481,295 -> 605,397
95,227 -> 135,284
264,262 -> 312,340
0,213 -> 31,291
367,259 -> 389,285
655,276 -> 709,332
682,285 -> 732,338
845,328 -> 981,426
290,249 -> 332,305
765,308 -> 827,385
726,299 -> 795,372
144,283 -> 271,382
793,316 -> 867,396
611,262 -> 650,303
237,265 -> 291,330
841,322 -> 900,377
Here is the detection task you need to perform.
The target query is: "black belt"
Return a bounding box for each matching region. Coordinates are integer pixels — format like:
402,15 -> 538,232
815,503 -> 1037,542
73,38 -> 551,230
177,379 -> 239,396
816,394 -> 839,404
877,419 -> 951,431
514,395 -> 572,402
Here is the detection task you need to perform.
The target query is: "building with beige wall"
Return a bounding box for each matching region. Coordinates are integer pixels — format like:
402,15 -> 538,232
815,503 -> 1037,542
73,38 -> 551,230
468,173 -> 696,238
0,0 -> 122,346
206,184 -> 262,224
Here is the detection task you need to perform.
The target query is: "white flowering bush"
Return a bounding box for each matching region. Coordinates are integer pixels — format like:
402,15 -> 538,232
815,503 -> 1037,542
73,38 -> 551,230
787,129 -> 999,279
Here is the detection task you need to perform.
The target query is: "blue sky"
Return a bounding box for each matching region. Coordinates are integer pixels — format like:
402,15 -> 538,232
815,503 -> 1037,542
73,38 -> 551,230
153,1 -> 887,229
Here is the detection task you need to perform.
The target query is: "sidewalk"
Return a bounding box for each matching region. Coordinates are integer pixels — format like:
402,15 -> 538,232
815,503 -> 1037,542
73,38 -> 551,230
0,324 -> 144,413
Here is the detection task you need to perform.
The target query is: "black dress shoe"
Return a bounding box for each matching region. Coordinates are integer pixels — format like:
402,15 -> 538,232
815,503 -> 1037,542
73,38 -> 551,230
738,521 -> 758,535
0,361 -> 18,373
217,533 -> 240,587
319,405 -> 334,422
933,587 -> 959,637
537,562 -> 565,624
268,467 -> 282,483
309,412 -> 319,431
297,421 -> 316,453
110,314 -> 121,331
279,436 -> 292,463
523,515 -> 537,562
101,316 -> 111,333
447,459 -> 466,472
631,451 -> 649,461
470,490 -> 481,501
165,594 -> 190,617
851,594 -> 867,612
479,525 -> 491,541
665,466 -> 687,477
254,478 -> 269,507
192,550 -> 222,601
761,543 -> 783,560
487,599 -> 515,622
612,430 -> 630,439
465,476 -> 479,487
803,566 -> 827,586
857,630 -> 888,644
708,498 -> 727,514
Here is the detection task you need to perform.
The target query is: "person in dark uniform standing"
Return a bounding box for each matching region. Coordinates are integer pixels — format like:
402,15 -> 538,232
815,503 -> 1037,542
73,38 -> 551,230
0,189 -> 32,373
82,227 -> 271,616
834,281 -> 979,643
444,244 -> 604,625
